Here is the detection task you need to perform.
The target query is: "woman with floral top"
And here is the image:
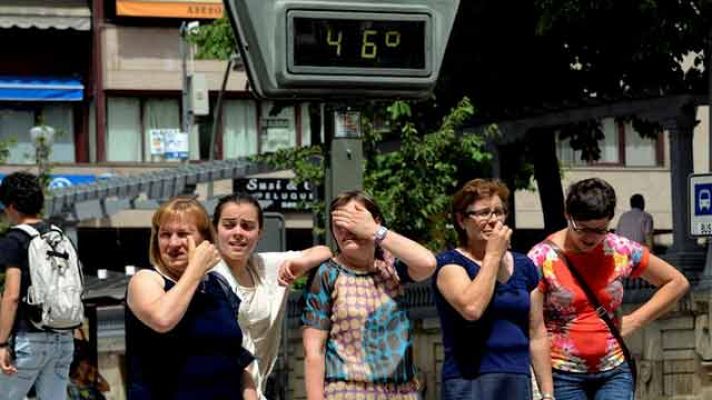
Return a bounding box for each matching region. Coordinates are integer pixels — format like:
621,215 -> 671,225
301,190 -> 436,400
528,178 -> 689,400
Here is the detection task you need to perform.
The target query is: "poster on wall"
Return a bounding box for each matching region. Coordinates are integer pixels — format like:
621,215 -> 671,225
116,0 -> 223,19
163,130 -> 189,160
148,129 -> 165,156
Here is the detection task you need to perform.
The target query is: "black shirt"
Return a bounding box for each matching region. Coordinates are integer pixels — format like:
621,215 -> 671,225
0,221 -> 49,333
126,271 -> 253,399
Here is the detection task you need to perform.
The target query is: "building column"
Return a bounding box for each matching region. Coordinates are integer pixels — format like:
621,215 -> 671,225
663,108 -> 705,275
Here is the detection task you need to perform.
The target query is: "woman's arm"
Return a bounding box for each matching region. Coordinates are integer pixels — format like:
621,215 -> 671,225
331,203 -> 436,281
435,222 -> 511,321
377,230 -> 436,282
242,370 -> 258,400
303,327 -> 328,400
622,253 -> 689,337
278,246 -> 333,286
529,288 -> 553,396
127,237 -> 221,333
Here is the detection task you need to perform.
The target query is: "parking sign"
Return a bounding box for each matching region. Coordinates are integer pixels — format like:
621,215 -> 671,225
690,173 -> 712,236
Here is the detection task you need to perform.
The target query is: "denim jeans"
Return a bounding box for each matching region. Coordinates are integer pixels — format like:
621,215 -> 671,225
442,373 -> 532,400
553,363 -> 634,400
0,331 -> 74,400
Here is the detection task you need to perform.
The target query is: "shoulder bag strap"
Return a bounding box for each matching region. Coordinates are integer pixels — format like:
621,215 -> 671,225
544,240 -> 637,385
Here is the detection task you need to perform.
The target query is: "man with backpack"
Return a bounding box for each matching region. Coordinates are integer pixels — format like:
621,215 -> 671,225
0,171 -> 84,400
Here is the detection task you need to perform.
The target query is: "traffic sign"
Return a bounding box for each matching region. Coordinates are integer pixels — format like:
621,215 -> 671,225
223,0 -> 460,99
689,173 -> 712,236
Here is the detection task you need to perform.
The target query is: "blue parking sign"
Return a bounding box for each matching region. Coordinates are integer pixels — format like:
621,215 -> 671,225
695,183 -> 712,216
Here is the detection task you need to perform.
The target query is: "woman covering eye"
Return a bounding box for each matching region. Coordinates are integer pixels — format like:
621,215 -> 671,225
211,193 -> 332,400
301,190 -> 436,400
528,178 -> 689,400
432,178 -> 553,400
125,197 -> 255,400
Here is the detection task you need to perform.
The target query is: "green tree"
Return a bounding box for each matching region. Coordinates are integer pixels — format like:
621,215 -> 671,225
187,17 -> 236,60
256,97 -> 494,250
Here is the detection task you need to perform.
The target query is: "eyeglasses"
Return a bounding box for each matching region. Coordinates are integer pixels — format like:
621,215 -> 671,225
569,219 -> 610,235
465,207 -> 507,221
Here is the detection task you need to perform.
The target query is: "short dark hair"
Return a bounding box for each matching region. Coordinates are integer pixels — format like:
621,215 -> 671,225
212,192 -> 264,230
630,193 -> 645,210
565,178 -> 616,221
0,171 -> 44,216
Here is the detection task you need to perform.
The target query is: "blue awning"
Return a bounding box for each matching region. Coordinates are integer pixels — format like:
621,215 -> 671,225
0,76 -> 84,102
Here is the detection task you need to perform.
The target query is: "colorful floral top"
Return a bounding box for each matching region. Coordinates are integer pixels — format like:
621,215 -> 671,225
527,233 -> 650,373
301,259 -> 420,399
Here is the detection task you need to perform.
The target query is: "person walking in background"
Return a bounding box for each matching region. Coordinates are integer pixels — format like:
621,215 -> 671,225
301,191 -> 436,399
528,178 -> 689,400
616,193 -> 654,250
125,197 -> 255,400
0,172 -> 76,400
433,178 -> 553,400
211,193 -> 332,400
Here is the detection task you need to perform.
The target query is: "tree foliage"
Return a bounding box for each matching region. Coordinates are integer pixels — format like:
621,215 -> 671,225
187,17 -> 236,60
433,0 -> 710,161
256,98 -> 494,250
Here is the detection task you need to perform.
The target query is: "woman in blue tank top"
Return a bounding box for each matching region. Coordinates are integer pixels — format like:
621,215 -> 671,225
125,197 -> 255,400
433,179 -> 553,400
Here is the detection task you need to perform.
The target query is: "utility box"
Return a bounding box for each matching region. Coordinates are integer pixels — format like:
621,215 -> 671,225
190,73 -> 210,116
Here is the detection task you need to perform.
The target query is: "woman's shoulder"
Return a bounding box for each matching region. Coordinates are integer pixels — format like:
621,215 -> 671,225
130,268 -> 165,286
435,248 -> 465,267
527,240 -> 557,265
604,233 -> 643,255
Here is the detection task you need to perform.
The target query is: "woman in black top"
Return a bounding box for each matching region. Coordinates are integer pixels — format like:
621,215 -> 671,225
125,197 -> 255,399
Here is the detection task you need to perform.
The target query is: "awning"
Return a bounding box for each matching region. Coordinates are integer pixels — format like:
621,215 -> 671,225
0,77 -> 84,102
0,0 -> 91,31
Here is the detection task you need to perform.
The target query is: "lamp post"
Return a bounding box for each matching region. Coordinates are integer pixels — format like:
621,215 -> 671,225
30,125 -> 55,187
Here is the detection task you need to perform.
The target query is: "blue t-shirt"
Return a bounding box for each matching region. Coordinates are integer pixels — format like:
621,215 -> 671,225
432,250 -> 539,380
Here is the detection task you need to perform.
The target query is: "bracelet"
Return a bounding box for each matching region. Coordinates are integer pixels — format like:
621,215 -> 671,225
541,393 -> 554,400
0,342 -> 8,348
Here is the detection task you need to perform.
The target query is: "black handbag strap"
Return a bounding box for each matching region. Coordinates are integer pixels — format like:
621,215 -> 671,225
544,240 -> 637,380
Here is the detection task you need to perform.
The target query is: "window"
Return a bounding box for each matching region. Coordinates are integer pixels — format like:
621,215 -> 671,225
557,117 -> 662,167
0,104 -> 75,164
107,97 -> 312,162
106,97 -> 180,162
223,99 -> 258,158
260,101 -> 296,153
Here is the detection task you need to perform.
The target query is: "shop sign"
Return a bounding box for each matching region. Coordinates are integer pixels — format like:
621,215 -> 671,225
233,178 -> 315,211
116,0 -> 223,19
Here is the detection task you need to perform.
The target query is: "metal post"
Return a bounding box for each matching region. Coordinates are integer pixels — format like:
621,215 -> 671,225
180,23 -> 192,163
206,56 -> 235,198
324,105 -> 364,250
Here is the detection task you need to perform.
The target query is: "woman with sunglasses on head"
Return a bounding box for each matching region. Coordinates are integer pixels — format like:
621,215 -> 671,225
433,178 -> 553,400
301,190 -> 436,400
528,177 -> 689,400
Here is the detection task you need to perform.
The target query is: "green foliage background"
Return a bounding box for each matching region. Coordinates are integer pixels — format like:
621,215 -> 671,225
255,98 -> 495,251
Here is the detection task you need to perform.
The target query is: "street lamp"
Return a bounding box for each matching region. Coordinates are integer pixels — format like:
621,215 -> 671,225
30,125 -> 55,185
